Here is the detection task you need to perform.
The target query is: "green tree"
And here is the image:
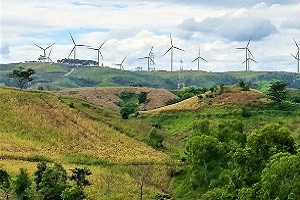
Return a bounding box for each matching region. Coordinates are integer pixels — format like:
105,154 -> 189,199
233,123 -> 296,187
138,92 -> 148,104
61,186 -> 85,200
0,168 -> 10,200
35,163 -> 67,200
185,135 -> 222,189
267,81 -> 288,104
69,167 -> 92,188
34,162 -> 47,191
258,153 -> 300,199
13,168 -> 31,200
120,102 -> 136,119
9,66 -> 35,89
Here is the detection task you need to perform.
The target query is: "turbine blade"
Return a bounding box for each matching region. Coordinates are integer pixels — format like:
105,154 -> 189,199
48,47 -> 53,57
163,47 -> 172,56
249,58 -> 258,63
34,44 -> 44,50
45,43 -> 55,50
99,51 -> 104,60
99,40 -> 106,49
242,60 -> 246,64
247,36 -> 252,47
200,57 -> 208,62
293,38 -> 299,49
248,49 -> 255,59
139,57 -> 148,59
291,53 -> 297,60
69,31 -> 76,45
122,56 -> 127,64
68,47 -> 75,58
149,57 -> 156,65
170,34 -> 173,46
174,46 -> 184,52
191,57 -> 199,63
236,47 -> 246,49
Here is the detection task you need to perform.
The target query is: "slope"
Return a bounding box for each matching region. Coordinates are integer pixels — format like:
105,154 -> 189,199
0,87 -> 166,164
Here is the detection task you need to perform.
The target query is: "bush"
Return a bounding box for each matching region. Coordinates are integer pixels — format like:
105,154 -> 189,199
148,128 -> 164,149
138,92 -> 148,104
61,186 -> 85,200
120,102 -> 136,119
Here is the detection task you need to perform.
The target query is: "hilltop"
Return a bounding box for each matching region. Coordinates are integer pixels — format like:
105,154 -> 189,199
1,63 -> 300,91
59,87 -> 178,111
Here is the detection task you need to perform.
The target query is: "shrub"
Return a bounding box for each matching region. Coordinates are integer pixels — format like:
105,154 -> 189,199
148,128 -> 164,149
138,92 -> 148,104
120,102 -> 136,119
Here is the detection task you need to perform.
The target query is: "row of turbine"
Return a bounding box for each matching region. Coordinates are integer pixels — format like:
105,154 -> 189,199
34,31 -> 300,73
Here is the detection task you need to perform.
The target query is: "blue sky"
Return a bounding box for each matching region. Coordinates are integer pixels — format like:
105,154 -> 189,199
1,0 -> 300,72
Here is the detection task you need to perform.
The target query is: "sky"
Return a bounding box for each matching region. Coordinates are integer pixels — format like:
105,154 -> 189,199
1,0 -> 300,72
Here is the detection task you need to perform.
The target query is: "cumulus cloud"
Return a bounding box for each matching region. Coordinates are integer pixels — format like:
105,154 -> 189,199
178,13 -> 277,41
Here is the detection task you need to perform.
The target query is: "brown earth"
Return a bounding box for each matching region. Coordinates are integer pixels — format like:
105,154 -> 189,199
59,87 -> 178,112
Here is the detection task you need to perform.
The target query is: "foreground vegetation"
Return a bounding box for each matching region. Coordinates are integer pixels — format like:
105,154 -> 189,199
0,81 -> 300,199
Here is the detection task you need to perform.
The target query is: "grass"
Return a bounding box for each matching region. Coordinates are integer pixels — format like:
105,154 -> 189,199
0,86 -> 173,199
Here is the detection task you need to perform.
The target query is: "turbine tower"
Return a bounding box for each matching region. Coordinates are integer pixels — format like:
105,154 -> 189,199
291,38 -> 300,74
177,59 -> 185,90
68,31 -> 88,59
114,56 -> 127,70
34,43 -> 55,62
242,51 -> 258,71
163,34 -> 184,72
139,46 -> 156,71
192,45 -> 208,71
237,36 -> 256,71
89,40 -> 106,66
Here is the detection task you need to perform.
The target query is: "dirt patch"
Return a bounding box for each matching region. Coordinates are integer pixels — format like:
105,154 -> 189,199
59,87 -> 178,112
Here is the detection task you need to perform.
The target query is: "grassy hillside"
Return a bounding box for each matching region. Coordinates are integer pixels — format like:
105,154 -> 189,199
0,86 -> 171,199
1,63 -> 300,90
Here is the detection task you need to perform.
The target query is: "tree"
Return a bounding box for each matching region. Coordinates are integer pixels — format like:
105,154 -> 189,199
69,167 -> 92,188
34,163 -> 68,200
120,102 -> 136,119
258,153 -> 300,199
9,66 -> 35,89
61,186 -> 85,200
0,168 -> 10,200
128,165 -> 153,200
267,81 -> 288,104
13,168 -> 31,200
138,92 -> 148,104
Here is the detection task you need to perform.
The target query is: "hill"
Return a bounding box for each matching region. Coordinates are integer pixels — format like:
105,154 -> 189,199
59,87 -> 178,111
1,63 -> 300,90
143,86 -> 269,114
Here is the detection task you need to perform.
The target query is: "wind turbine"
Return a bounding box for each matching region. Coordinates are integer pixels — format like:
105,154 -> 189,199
139,46 -> 156,71
68,31 -> 88,59
242,51 -> 258,71
191,45 -> 208,71
34,43 -> 55,62
114,56 -> 127,70
163,34 -> 184,72
89,40 -> 106,66
291,38 -> 300,74
236,36 -> 256,71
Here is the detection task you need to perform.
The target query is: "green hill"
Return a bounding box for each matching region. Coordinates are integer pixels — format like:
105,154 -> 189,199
1,63 -> 300,90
